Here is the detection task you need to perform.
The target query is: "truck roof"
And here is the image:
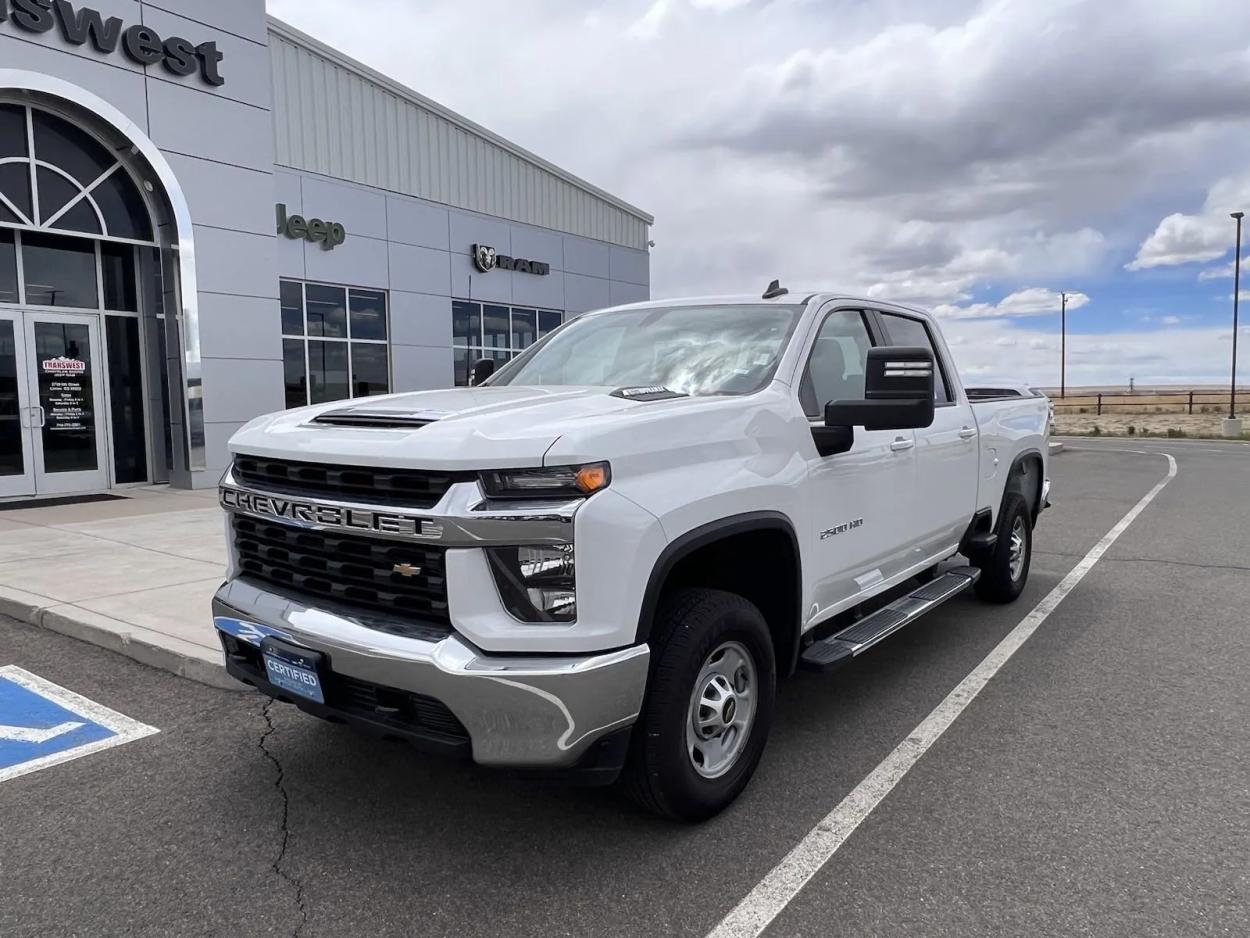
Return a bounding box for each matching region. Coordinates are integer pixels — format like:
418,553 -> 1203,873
591,293 -> 935,319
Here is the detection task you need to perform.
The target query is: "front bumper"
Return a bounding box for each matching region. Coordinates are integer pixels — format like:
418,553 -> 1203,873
213,579 -> 650,771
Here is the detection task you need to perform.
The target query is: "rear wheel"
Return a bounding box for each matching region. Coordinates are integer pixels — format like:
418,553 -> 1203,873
974,492 -> 1032,603
622,588 -> 775,822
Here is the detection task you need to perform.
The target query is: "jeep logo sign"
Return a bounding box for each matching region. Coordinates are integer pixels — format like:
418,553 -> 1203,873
276,204 -> 346,251
0,0 -> 225,86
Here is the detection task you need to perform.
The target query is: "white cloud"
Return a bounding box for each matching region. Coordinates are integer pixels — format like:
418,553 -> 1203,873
944,319 -> 1247,387
935,288 -> 1090,320
1127,172 -> 1250,270
1199,261 -> 1236,280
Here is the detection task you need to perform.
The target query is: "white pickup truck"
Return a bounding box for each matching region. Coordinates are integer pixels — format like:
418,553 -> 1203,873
213,286 -> 1050,820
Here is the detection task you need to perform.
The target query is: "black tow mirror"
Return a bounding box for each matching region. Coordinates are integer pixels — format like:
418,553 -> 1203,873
470,357 -> 496,386
825,346 -> 936,431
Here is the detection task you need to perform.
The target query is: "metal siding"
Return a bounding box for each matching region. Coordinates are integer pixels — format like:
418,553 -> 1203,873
269,32 -> 649,250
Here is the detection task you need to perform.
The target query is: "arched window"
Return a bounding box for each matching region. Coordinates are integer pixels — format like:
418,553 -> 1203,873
0,103 -> 154,244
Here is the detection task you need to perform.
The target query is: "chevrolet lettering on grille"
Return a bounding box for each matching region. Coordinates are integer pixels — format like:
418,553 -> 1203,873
220,487 -> 442,539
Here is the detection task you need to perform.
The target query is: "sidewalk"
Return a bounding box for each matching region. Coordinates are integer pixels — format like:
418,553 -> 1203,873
0,487 -> 235,689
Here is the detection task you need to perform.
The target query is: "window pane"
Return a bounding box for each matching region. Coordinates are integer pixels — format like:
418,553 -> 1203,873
32,109 -> 116,186
282,338 -> 307,408
349,289 -> 387,340
511,308 -> 536,349
306,284 -> 347,338
881,313 -> 951,402
0,230 -> 17,305
453,348 -> 469,387
0,163 -> 32,220
49,198 -> 102,237
0,104 -> 27,159
538,310 -> 562,339
351,343 -> 389,397
22,232 -> 98,308
280,280 -> 304,335
90,168 -> 153,242
308,340 -> 349,403
32,320 -> 98,473
483,304 -> 509,350
0,201 -> 20,226
101,243 -> 137,311
0,319 -> 24,477
452,301 -> 481,346
801,310 -> 873,417
105,315 -> 147,483
35,165 -> 84,226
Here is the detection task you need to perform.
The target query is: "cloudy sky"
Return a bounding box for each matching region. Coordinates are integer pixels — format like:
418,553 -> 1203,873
268,0 -> 1250,388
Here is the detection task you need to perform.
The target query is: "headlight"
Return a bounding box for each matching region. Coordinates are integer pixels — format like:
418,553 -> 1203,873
485,545 -> 576,622
479,462 -> 610,499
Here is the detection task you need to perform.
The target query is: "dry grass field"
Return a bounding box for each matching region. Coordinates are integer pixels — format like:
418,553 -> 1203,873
1044,385 -> 1250,438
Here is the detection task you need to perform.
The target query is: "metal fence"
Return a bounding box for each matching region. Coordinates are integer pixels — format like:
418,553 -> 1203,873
1051,390 -> 1235,415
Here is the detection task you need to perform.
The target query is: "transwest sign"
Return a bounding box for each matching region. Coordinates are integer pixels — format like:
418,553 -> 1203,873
0,0 -> 226,86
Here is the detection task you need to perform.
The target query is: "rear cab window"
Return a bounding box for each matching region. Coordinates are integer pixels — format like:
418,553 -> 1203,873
878,312 -> 954,404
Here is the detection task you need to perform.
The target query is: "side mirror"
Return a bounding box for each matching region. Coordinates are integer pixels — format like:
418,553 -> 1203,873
825,346 -> 936,431
470,357 -> 496,386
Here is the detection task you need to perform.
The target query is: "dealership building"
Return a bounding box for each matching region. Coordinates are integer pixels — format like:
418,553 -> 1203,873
0,1 -> 653,499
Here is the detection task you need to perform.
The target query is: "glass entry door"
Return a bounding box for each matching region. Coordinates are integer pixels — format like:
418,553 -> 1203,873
0,311 -> 109,497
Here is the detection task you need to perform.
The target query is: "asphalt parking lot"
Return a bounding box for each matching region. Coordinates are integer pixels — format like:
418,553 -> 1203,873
1,438 -> 1248,938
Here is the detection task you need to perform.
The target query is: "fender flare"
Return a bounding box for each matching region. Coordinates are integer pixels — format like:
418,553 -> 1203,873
634,511 -> 803,669
1003,448 -> 1045,521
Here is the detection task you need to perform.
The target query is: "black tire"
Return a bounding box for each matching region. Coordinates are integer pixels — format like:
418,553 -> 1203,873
622,588 -> 776,822
974,492 -> 1032,603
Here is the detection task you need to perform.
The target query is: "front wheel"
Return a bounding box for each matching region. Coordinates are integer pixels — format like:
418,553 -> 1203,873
974,492 -> 1032,603
622,588 -> 776,822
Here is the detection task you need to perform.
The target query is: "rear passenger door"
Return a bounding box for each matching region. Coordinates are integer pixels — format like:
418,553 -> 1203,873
877,310 -> 979,558
799,308 -> 920,623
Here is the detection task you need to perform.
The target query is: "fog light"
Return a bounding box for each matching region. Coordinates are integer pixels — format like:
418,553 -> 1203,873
486,545 -> 576,622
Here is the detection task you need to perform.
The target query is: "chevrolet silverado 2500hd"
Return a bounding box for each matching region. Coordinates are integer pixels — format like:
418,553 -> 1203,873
213,288 -> 1050,820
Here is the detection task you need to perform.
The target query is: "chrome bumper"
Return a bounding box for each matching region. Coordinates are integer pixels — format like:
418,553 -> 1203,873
213,579 -> 650,768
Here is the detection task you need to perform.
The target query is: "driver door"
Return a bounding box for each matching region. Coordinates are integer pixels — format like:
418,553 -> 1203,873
799,308 -> 919,625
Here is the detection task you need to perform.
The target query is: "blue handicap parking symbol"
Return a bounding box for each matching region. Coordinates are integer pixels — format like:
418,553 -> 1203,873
0,665 -> 158,783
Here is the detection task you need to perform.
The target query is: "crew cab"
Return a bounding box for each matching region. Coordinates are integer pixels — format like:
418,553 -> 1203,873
213,287 -> 1050,820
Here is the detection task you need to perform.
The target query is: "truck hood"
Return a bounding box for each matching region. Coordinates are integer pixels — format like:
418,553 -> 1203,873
228,385 -> 691,470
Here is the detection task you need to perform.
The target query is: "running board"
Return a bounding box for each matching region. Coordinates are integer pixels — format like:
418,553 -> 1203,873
799,566 -> 981,672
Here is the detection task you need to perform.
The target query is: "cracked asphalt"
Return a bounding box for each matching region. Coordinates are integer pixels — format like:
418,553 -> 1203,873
1,438 -> 1248,937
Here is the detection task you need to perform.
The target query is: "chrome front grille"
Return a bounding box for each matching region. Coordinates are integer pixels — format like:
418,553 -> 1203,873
232,515 -> 451,633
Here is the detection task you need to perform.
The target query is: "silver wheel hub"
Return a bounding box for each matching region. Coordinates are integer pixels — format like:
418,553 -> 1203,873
686,641 -> 757,779
1008,515 -> 1027,581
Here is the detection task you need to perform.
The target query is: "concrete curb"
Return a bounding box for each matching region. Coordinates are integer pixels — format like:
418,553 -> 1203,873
1049,441 -> 1065,455
0,586 -> 241,692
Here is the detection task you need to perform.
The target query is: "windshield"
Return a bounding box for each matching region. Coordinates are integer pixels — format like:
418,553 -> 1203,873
489,304 -> 804,396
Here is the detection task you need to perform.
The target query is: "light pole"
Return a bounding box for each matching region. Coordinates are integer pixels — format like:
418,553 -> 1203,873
1060,291 -> 1068,399
1231,212 -> 1244,420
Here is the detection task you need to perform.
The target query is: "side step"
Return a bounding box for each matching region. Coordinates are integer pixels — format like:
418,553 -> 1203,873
799,566 -> 981,672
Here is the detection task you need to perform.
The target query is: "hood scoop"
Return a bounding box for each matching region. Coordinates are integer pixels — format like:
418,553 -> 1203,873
311,406 -> 448,429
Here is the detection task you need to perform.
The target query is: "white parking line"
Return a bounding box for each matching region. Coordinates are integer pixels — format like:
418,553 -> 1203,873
707,452 -> 1179,938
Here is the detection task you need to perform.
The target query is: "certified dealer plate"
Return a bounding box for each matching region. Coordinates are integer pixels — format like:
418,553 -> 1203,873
261,638 -> 325,704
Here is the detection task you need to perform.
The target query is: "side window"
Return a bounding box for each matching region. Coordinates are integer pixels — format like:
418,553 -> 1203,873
879,313 -> 952,403
799,310 -> 873,418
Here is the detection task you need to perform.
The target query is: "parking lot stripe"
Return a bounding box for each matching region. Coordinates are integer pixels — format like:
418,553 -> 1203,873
707,453 -> 1179,938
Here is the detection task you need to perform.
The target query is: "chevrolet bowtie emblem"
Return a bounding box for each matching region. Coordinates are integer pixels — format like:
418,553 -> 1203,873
392,563 -> 422,577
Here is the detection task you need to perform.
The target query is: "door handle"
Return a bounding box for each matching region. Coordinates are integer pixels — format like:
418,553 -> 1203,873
890,437 -> 915,452
959,426 -> 977,440
33,406 -> 46,428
